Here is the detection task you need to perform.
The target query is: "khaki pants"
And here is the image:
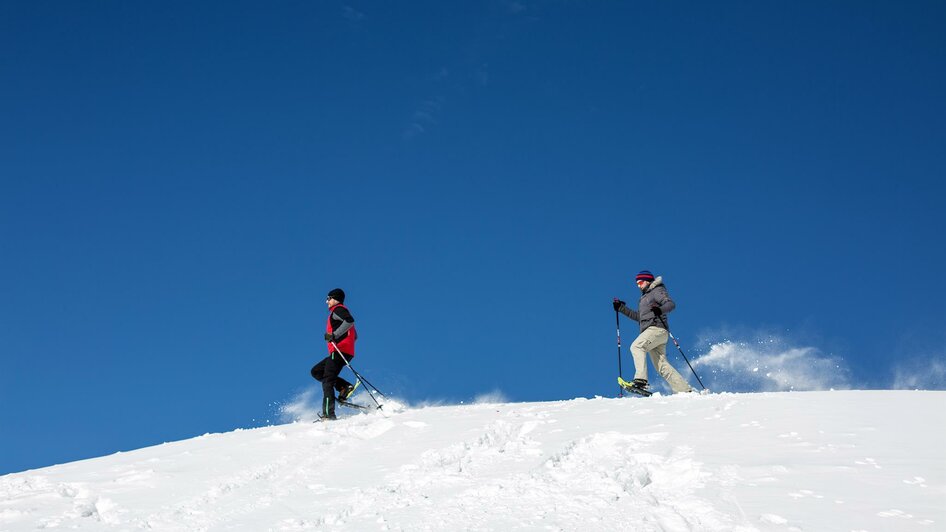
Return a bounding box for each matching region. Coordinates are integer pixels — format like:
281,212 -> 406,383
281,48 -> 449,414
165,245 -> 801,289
630,327 -> 693,393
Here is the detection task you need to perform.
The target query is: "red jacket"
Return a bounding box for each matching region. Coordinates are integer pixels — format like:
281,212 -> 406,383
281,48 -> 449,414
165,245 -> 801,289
326,303 -> 356,356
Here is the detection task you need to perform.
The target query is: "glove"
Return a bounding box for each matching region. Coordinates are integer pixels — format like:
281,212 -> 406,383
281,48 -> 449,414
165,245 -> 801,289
651,305 -> 663,317
612,299 -> 625,311
323,332 -> 334,341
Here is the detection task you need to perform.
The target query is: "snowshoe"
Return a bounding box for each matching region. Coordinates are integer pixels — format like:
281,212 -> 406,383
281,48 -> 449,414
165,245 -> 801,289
338,381 -> 359,401
338,399 -> 370,410
315,413 -> 337,423
618,377 -> 652,397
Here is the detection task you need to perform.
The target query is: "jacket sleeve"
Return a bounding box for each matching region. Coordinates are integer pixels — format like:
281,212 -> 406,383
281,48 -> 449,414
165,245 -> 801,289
330,307 -> 355,339
619,303 -> 639,322
653,287 -> 675,315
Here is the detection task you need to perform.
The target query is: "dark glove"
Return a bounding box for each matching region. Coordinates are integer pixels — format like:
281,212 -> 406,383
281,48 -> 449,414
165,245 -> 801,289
612,299 -> 625,311
323,332 -> 334,341
651,305 -> 663,317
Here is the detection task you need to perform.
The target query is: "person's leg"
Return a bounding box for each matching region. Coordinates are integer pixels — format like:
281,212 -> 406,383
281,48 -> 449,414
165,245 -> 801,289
310,357 -> 328,382
321,354 -> 353,418
334,362 -> 353,394
649,339 -> 693,393
630,327 -> 666,381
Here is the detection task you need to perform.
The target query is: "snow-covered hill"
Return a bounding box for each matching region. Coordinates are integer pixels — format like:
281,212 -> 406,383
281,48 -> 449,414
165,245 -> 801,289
1,391 -> 943,531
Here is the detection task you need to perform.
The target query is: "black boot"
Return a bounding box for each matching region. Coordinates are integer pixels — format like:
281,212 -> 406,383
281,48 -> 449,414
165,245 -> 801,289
627,378 -> 652,397
338,384 -> 355,401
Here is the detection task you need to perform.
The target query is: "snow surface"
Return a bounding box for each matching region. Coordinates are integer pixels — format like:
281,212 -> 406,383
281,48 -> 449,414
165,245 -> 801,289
1,391 -> 943,531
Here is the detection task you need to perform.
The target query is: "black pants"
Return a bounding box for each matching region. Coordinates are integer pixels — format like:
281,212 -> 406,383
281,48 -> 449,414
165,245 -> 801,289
310,353 -> 353,418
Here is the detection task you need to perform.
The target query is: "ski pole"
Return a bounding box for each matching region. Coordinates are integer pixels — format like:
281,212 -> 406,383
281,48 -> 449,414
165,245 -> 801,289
331,342 -> 385,410
329,342 -> 384,396
332,342 -> 384,410
655,314 -> 706,390
347,365 -> 385,399
615,308 -> 624,397
346,367 -> 384,398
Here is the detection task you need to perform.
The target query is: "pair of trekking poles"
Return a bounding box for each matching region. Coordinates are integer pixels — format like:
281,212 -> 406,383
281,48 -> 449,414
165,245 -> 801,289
330,342 -> 386,411
615,310 -> 705,396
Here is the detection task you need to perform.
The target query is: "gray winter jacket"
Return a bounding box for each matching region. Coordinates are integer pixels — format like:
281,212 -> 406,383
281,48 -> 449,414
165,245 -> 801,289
618,276 -> 675,333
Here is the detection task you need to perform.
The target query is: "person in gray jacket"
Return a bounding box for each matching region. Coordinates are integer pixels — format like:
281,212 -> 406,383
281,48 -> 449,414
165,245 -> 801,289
612,270 -> 694,394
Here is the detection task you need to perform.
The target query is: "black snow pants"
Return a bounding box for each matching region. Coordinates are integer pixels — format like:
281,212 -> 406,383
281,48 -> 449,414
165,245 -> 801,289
310,352 -> 353,418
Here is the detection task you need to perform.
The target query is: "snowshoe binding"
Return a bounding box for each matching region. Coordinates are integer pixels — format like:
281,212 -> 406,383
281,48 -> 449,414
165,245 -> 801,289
618,377 -> 652,397
338,381 -> 359,402
315,413 -> 337,422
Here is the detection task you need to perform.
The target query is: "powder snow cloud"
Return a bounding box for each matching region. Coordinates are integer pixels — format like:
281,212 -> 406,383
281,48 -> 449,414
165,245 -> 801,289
691,333 -> 851,392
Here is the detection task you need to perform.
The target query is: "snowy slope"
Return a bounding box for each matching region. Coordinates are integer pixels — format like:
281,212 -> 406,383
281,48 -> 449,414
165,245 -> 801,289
1,391 -> 943,531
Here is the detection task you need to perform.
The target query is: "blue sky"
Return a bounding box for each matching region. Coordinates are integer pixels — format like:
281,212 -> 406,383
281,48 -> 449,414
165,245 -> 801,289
2,1 -> 944,475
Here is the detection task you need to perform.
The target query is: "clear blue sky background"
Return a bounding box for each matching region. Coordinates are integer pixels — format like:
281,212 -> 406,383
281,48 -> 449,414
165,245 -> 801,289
2,1 -> 944,475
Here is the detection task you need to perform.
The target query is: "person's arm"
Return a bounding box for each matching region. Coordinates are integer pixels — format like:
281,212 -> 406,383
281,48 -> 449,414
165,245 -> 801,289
615,300 -> 639,322
652,288 -> 675,316
330,307 -> 355,339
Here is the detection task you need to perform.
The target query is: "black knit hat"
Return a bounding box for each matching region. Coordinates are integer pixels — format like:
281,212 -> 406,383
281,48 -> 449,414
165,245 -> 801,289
327,288 -> 345,303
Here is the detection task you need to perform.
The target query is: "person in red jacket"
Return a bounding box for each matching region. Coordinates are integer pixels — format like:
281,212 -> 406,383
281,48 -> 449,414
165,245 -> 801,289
310,288 -> 357,420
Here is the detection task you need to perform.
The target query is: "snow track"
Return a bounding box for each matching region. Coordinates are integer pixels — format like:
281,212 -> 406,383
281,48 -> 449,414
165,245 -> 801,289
1,391 -> 943,531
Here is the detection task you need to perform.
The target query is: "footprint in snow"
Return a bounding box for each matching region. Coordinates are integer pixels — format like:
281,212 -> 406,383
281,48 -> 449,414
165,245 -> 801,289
854,457 -> 882,469
788,489 -> 824,499
759,513 -> 788,524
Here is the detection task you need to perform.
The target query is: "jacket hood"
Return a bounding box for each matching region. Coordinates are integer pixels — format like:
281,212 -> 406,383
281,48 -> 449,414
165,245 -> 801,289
643,276 -> 664,293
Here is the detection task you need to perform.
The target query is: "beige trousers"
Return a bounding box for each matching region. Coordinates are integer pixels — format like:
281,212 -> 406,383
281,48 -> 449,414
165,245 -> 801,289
630,327 -> 693,393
